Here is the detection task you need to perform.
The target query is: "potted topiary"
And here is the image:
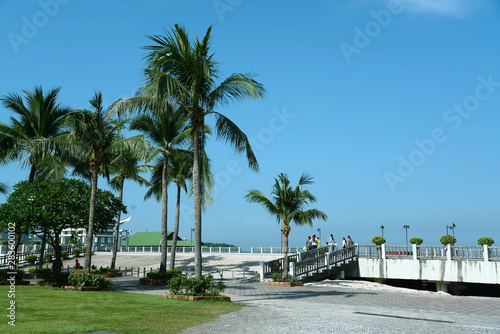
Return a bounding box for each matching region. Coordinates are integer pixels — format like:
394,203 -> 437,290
371,236 -> 386,245
82,247 -> 87,254
61,251 -> 68,260
72,248 -> 81,257
1,240 -> 8,245
478,237 -> 494,246
440,235 -> 456,245
25,255 -> 37,265
409,237 -> 423,245
45,253 -> 54,262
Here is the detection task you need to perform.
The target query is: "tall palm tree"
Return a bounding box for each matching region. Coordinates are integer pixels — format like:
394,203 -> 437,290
143,25 -> 266,277
0,86 -> 71,266
245,173 -> 328,280
107,150 -> 150,269
0,183 -> 7,195
64,92 -> 142,272
130,104 -> 188,273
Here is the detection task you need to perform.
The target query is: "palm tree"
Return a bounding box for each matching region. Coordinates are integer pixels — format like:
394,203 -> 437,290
107,150 -> 150,269
64,92 -> 141,273
143,25 -> 266,277
130,104 -> 188,273
0,86 -> 71,266
0,183 -> 7,195
245,173 -> 328,280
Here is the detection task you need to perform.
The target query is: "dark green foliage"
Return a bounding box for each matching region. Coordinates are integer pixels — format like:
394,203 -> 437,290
28,268 -> 51,274
32,241 -> 41,245
72,248 -> 81,255
147,270 -> 182,279
371,236 -> 386,245
0,269 -> 24,281
61,251 -> 68,257
168,275 -> 225,296
271,273 -> 283,282
42,271 -> 70,284
478,237 -> 495,246
409,237 -> 423,245
440,235 -> 457,245
25,255 -> 38,262
287,276 -> 299,283
68,269 -> 113,288
1,240 -> 7,245
45,252 -> 54,259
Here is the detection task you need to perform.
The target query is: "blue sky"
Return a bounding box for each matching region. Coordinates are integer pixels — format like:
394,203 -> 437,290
0,0 -> 499,250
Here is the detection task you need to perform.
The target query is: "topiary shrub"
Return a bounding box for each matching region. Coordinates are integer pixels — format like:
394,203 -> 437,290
146,270 -> 182,280
440,235 -> 457,245
478,237 -> 495,246
68,269 -> 113,288
25,255 -> 38,263
271,273 -> 283,282
371,236 -> 386,245
409,237 -> 423,245
168,275 -> 225,296
61,251 -> 68,258
72,248 -> 81,256
44,252 -> 53,260
1,240 -> 8,245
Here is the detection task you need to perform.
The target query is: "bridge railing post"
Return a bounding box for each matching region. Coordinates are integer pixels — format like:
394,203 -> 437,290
446,244 -> 452,261
290,261 -> 296,277
259,262 -> 265,282
484,245 -> 489,262
412,244 -> 417,260
381,244 -> 386,259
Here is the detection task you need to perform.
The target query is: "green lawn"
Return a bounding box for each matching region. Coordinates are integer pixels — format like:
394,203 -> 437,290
0,285 -> 243,334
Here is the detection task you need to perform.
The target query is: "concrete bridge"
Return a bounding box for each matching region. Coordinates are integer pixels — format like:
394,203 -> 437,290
260,244 -> 500,293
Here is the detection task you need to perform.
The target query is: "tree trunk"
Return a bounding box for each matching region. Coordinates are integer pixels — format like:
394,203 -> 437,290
84,163 -> 100,273
169,185 -> 181,270
110,179 -> 124,269
52,231 -> 62,274
193,121 -> 202,278
159,155 -> 169,274
38,231 -> 47,270
281,223 -> 291,281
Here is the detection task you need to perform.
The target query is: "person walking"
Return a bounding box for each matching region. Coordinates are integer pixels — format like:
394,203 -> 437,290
347,236 -> 353,247
311,235 -> 318,250
342,237 -> 347,249
305,236 -> 312,251
329,234 -> 335,245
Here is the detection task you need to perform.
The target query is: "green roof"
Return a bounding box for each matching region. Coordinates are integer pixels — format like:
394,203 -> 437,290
121,231 -> 191,247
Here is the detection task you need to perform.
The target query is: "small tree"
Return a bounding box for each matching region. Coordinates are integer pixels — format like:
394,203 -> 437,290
440,235 -> 456,245
478,237 -> 494,246
371,236 -> 386,245
409,237 -> 423,245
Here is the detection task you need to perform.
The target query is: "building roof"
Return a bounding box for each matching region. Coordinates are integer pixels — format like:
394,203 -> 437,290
121,231 -> 192,247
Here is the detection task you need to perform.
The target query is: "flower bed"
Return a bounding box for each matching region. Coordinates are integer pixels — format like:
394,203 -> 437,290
161,294 -> 230,301
266,281 -> 303,287
61,285 -> 115,291
68,269 -> 113,290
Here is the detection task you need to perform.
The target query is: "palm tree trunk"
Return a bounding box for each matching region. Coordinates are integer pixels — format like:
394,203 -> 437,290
84,164 -> 99,273
110,179 -> 124,269
169,185 -> 181,270
159,156 -> 169,274
52,231 -> 62,274
38,231 -> 47,270
282,223 -> 291,281
193,122 -> 202,278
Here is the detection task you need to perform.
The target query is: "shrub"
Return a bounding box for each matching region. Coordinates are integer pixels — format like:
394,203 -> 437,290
409,237 -> 423,245
68,269 -> 113,288
82,247 -> 87,253
42,271 -> 70,284
61,251 -> 68,258
440,235 -> 457,245
0,269 -> 25,281
287,276 -> 299,283
478,237 -> 495,246
72,248 -> 81,256
29,268 -> 51,274
371,236 -> 386,245
44,252 -> 53,259
1,240 -> 8,245
271,273 -> 283,282
168,275 -> 225,296
32,241 -> 41,245
146,270 -> 182,280
25,255 -> 38,263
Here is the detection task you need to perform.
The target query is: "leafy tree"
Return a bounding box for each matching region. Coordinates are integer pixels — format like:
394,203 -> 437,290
142,25 -> 266,277
0,179 -> 125,274
245,173 -> 327,280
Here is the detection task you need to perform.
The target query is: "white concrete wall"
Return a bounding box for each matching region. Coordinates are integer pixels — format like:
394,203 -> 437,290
358,258 -> 500,284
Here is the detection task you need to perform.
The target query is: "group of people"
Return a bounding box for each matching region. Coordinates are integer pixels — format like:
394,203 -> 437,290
305,234 -> 354,251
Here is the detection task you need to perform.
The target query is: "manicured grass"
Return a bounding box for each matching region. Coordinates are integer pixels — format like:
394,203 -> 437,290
0,285 -> 243,333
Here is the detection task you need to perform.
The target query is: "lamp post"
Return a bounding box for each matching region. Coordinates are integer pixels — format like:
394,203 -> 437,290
317,227 -> 321,247
403,225 -> 410,245
446,223 -> 456,237
381,225 -> 385,238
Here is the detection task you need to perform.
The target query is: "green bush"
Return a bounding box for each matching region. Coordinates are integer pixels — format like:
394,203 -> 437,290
478,237 -> 495,246
25,255 -> 38,263
168,275 -> 225,296
68,269 -> 113,288
72,248 -> 81,255
44,252 -> 53,259
371,236 -> 386,245
146,270 -> 182,279
82,247 -> 87,253
0,269 -> 25,281
287,276 -> 299,283
409,237 -> 423,245
41,271 -> 70,284
1,240 -> 8,245
440,235 -> 457,245
28,268 -> 51,274
61,251 -> 68,258
32,241 -> 41,245
271,273 -> 283,282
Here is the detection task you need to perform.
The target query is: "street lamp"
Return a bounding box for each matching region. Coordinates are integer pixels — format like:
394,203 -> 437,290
381,225 -> 385,238
446,223 -> 456,237
403,225 -> 410,245
317,227 -> 321,246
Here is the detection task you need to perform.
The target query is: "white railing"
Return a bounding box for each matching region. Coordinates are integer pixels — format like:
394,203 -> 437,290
113,246 -> 241,254
250,247 -> 303,254
357,245 -> 500,261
